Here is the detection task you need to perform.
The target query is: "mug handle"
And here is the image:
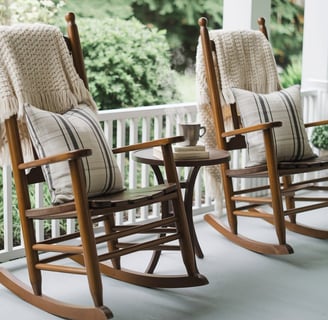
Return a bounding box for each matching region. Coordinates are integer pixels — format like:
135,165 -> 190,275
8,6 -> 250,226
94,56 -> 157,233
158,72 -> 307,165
199,126 -> 206,137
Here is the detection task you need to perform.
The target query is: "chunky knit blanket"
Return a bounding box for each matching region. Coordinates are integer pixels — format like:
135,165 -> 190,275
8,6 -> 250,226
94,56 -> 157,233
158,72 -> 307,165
0,23 -> 97,165
195,29 -> 281,215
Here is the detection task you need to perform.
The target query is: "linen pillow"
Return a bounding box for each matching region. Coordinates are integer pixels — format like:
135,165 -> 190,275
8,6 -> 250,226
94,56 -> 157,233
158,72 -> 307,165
232,85 -> 315,165
25,104 -> 123,204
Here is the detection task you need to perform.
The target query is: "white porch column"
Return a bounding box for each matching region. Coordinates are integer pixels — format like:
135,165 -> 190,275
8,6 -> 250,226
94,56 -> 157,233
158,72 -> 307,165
223,0 -> 271,30
302,0 -> 328,119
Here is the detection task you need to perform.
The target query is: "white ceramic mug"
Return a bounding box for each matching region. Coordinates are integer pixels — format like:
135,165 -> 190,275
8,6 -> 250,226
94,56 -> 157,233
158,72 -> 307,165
179,123 -> 206,146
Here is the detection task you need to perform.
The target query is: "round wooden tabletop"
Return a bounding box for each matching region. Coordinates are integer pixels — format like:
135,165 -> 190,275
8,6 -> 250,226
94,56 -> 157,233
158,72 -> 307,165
133,148 -> 230,167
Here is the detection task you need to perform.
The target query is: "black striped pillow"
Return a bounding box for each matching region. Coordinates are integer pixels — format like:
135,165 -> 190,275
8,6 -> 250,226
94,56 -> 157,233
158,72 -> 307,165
232,85 -> 315,165
25,104 -> 123,204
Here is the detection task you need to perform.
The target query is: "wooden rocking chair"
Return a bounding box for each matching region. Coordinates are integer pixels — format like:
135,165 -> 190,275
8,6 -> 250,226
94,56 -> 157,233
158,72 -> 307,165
197,17 -> 328,255
0,12 -> 208,320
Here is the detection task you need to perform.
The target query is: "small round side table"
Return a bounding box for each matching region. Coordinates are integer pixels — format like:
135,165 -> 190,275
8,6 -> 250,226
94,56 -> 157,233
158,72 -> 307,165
133,148 -> 230,262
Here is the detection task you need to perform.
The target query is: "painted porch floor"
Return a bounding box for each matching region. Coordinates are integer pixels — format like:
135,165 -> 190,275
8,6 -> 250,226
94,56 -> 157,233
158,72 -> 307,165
1,213 -> 328,320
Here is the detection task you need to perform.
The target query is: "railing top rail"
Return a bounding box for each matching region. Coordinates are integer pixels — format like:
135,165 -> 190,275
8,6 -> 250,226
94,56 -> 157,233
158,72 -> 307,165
97,102 -> 197,121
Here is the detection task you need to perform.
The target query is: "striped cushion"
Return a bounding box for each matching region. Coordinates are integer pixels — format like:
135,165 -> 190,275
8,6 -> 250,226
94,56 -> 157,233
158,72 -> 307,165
232,85 -> 315,165
25,104 -> 123,204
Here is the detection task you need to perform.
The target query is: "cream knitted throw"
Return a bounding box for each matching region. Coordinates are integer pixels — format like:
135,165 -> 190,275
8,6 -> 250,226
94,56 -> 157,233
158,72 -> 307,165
195,29 -> 281,215
0,23 -> 97,165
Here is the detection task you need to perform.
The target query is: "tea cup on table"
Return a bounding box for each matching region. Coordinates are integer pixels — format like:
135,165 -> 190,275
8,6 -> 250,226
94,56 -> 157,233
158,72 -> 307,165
179,123 -> 206,146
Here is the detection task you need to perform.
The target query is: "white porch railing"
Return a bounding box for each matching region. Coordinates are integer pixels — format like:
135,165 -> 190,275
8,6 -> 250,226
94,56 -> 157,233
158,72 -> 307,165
0,102 -> 215,263
0,89 -> 320,263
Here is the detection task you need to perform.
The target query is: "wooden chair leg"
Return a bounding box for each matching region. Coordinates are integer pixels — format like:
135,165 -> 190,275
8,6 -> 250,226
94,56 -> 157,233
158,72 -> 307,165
282,175 -> 297,223
221,168 -> 238,234
24,219 -> 43,296
103,214 -> 121,269
69,159 -> 107,310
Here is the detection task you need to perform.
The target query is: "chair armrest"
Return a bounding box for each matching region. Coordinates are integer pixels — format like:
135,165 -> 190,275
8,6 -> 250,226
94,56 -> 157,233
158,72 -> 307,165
113,136 -> 185,186
18,149 -> 92,170
112,136 -> 185,154
304,120 -> 328,128
222,121 -> 282,138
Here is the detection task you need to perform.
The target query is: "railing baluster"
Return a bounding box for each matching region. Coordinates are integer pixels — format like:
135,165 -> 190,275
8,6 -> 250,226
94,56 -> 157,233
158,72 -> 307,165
141,117 -> 151,220
34,183 -> 45,242
115,118 -> 125,225
128,118 -> 139,223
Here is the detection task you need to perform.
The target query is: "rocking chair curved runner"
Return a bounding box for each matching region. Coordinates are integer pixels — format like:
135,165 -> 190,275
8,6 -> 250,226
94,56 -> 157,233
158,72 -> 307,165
0,12 -> 208,320
197,17 -> 328,255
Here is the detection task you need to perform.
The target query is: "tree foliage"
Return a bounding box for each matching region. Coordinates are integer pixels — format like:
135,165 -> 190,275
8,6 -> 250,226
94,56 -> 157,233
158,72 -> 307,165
130,0 -> 304,71
55,0 -> 133,21
1,0 -> 304,73
0,0 -> 65,25
58,0 -> 222,71
131,0 -> 223,71
271,0 -> 304,68
58,0 -> 302,74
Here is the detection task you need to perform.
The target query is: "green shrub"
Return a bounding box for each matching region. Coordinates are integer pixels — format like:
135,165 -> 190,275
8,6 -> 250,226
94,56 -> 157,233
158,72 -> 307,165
0,0 -> 66,25
0,167 -> 67,249
279,54 -> 302,88
311,125 -> 328,150
77,17 -> 181,110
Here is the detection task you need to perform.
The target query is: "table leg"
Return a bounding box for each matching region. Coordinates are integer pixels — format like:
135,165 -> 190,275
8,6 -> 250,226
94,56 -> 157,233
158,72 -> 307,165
145,165 -> 168,274
183,166 -> 204,258
145,163 -> 204,275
